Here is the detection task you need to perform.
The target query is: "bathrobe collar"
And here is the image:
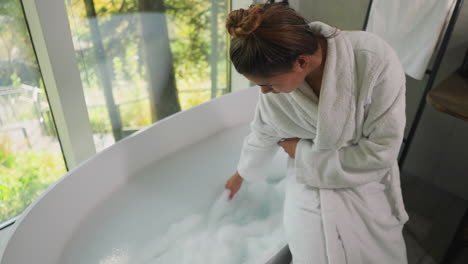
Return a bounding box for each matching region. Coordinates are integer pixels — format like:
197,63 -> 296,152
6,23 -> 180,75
308,21 -> 356,150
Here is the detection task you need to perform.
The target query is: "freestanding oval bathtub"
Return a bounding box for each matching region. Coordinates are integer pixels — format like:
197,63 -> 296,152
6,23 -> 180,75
0,87 -> 292,264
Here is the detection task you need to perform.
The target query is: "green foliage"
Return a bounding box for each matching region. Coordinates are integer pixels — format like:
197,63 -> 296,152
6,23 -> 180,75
0,0 -> 40,87
179,90 -> 211,110
119,99 -> 151,128
88,106 -> 112,134
10,72 -> 21,87
67,0 -> 228,118
0,135 -> 66,224
88,98 -> 153,133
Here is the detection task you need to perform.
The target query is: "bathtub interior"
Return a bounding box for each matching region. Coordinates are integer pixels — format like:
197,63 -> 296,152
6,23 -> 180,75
1,88 -> 289,264
60,124 -> 289,264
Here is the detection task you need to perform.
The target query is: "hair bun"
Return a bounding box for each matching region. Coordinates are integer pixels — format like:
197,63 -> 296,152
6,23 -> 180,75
226,5 -> 264,38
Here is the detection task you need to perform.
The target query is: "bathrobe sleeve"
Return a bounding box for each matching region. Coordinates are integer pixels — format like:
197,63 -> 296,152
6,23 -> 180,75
236,101 -> 282,183
295,57 -> 406,188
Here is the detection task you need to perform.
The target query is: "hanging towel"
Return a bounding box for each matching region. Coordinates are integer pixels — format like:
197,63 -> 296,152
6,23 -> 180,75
365,0 -> 456,80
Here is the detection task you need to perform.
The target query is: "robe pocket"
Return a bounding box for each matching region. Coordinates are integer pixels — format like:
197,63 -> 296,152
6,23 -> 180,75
299,185 -> 321,211
286,174 -> 321,211
364,182 -> 400,226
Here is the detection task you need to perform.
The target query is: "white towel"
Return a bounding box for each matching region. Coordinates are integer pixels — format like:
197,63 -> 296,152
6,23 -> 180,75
365,0 -> 456,80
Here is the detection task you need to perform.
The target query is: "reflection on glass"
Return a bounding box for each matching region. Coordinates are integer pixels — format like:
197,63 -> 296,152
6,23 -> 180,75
0,0 -> 66,224
65,0 -> 229,152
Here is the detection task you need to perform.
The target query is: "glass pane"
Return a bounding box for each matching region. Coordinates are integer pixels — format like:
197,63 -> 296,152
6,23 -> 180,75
0,1 -> 67,225
65,0 -> 229,152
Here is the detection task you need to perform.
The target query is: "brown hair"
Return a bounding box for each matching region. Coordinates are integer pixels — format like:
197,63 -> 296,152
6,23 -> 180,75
226,2 -> 327,77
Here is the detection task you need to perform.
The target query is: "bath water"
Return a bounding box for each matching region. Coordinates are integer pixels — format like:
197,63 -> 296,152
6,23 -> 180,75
59,125 -> 288,264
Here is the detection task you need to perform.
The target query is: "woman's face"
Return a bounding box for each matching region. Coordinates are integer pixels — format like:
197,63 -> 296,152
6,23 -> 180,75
244,70 -> 306,94
243,53 -> 322,94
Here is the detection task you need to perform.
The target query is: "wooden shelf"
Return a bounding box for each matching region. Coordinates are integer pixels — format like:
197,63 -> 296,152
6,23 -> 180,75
426,72 -> 468,121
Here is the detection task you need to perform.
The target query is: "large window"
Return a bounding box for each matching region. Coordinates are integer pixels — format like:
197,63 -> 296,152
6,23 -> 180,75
1,0 -> 231,226
0,1 -> 66,224
65,0 -> 230,151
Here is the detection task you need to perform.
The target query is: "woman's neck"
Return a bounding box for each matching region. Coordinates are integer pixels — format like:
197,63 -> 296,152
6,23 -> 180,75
306,38 -> 327,97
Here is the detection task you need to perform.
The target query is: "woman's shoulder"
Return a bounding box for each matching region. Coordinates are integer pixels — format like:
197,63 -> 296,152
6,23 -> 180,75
342,30 -> 397,64
341,31 -> 405,104
342,30 -> 404,80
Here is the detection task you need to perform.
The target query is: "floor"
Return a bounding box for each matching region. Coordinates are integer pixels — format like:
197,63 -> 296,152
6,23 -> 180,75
400,172 -> 468,264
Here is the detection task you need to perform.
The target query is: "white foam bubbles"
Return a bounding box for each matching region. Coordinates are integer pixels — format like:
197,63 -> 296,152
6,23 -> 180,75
134,177 -> 287,264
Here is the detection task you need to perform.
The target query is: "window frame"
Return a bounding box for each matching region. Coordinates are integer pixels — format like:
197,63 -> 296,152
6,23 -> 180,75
22,0 -> 96,169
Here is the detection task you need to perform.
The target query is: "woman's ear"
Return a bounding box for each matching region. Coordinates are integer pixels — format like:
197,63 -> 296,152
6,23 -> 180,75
294,54 -> 313,71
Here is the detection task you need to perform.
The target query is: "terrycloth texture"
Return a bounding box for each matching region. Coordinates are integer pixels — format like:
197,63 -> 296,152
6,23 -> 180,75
236,21 -> 410,264
237,81 -> 319,183
283,172 -> 345,264
365,0 -> 456,80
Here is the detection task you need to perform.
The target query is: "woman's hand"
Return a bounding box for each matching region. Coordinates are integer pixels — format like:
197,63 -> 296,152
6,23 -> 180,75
278,137 -> 300,159
225,171 -> 244,200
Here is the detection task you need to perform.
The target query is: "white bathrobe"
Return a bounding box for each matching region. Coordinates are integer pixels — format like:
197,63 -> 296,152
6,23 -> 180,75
237,21 -> 410,264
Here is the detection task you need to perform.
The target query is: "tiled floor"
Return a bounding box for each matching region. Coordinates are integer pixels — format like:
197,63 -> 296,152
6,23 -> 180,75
401,171 -> 468,264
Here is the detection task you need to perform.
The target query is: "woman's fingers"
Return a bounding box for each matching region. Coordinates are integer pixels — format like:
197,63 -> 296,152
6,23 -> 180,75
228,189 -> 235,200
277,138 -> 300,155
225,181 -> 239,200
227,185 -> 236,200
225,172 -> 243,200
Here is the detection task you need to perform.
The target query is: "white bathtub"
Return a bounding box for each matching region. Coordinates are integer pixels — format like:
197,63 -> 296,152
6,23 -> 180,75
0,87 -> 291,264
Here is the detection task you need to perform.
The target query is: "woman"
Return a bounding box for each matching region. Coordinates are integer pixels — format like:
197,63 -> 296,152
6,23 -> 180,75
224,2 -> 409,264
